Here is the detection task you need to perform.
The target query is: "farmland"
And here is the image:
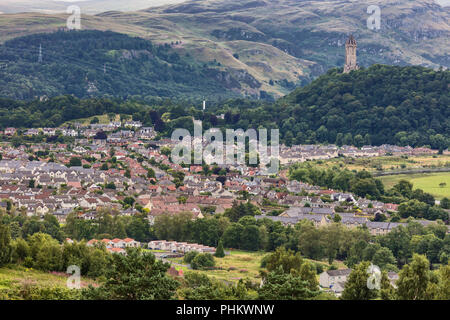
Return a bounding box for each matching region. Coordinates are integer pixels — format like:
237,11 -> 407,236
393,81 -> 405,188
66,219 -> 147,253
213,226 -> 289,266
379,172 -> 450,200
305,154 -> 450,173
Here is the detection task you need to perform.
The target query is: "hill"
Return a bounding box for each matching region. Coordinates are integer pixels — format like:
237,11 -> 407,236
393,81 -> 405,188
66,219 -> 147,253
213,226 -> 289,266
0,0 -> 448,98
1,65 -> 449,151
238,65 -> 449,149
0,30 -> 244,100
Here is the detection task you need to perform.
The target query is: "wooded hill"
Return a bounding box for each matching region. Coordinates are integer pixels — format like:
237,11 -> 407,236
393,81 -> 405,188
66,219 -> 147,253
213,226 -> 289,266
1,65 -> 448,150
0,30 -> 242,101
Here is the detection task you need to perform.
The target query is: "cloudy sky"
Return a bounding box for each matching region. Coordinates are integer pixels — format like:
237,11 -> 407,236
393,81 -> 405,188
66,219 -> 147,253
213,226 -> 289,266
0,0 -> 448,15
0,0 -> 187,14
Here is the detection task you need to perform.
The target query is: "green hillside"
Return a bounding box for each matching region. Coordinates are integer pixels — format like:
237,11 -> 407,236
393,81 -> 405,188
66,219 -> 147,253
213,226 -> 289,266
0,30 -> 242,100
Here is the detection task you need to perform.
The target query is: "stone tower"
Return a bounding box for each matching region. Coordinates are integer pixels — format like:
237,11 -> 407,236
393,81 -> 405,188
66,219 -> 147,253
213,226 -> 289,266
344,35 -> 359,73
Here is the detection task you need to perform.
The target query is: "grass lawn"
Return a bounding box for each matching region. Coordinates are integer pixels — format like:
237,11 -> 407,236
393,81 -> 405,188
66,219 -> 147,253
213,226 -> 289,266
380,172 -> 450,199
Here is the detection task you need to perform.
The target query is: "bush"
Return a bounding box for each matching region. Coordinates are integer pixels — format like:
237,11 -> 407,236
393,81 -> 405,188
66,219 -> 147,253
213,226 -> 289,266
183,251 -> 199,264
315,263 -> 324,274
191,253 -> 215,270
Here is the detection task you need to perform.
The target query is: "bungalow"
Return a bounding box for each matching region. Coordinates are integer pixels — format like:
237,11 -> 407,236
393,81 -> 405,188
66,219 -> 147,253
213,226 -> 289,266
25,129 -> 40,136
108,247 -> 126,255
42,128 -> 56,136
125,121 -> 142,129
319,269 -> 352,295
123,238 -> 140,248
5,128 -> 17,136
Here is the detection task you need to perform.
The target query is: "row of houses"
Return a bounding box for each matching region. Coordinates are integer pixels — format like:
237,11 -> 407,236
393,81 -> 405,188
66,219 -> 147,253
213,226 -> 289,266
148,240 -> 216,254
279,144 -> 437,165
87,238 -> 141,249
255,213 -> 443,236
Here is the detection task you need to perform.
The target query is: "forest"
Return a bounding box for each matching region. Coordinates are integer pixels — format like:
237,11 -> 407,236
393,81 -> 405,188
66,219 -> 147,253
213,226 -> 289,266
0,30 -> 240,101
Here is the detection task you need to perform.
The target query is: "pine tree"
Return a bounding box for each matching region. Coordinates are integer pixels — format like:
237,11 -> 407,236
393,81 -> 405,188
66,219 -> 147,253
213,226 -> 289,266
214,240 -> 225,258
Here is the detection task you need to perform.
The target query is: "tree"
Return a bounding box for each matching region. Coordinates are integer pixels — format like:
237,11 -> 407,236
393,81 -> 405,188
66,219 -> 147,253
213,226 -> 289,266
214,240 -> 225,258
379,270 -> 396,300
378,226 -> 411,266
392,180 -> 413,198
11,238 -> 30,264
179,272 -> 248,300
183,251 -> 198,264
299,261 -> 319,291
341,261 -> 379,300
240,225 -> 260,251
147,168 -> 156,179
258,267 -> 320,300
224,202 -> 260,222
69,157 -> 82,167
82,249 -> 179,300
222,223 -> 244,249
265,247 -> 303,274
0,223 -> 12,266
34,240 -> 63,272
94,131 -> 107,140
90,117 -> 100,124
434,264 -> 450,300
297,222 -> 324,260
372,247 -> 398,271
191,253 -> 215,270
396,254 -> 434,300
440,197 -> 450,209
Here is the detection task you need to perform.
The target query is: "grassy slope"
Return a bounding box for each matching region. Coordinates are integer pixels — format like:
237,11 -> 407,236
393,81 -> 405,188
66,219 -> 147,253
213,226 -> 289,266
0,265 -> 96,291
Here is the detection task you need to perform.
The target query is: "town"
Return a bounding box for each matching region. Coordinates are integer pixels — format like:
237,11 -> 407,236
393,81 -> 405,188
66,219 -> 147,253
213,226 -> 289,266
0,117 -> 449,297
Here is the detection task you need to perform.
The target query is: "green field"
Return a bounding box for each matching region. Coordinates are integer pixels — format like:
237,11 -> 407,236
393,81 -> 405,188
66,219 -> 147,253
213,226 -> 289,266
167,250 -> 265,283
167,250 -> 339,284
62,114 -> 121,127
307,154 -> 450,173
380,172 -> 450,200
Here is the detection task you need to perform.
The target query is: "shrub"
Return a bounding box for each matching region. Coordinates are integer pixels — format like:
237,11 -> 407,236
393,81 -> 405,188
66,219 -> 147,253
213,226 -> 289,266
191,253 -> 215,270
183,251 -> 199,264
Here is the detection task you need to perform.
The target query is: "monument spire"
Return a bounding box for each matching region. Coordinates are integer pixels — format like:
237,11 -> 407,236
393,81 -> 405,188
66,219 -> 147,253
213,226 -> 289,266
343,35 -> 359,73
